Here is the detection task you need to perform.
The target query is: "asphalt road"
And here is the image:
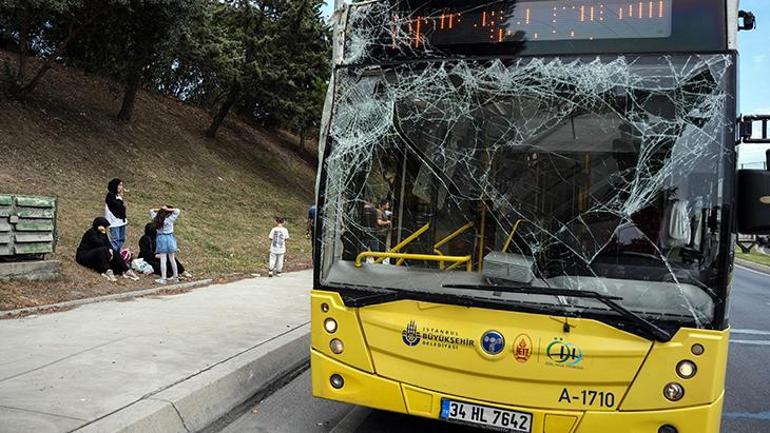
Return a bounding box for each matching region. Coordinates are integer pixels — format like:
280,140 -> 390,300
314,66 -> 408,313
214,266 -> 770,433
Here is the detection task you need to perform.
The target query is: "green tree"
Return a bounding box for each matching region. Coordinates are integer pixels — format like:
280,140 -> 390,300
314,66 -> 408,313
114,0 -> 199,121
270,0 -> 330,150
204,0 -> 277,138
203,0 -> 330,139
0,0 -> 101,98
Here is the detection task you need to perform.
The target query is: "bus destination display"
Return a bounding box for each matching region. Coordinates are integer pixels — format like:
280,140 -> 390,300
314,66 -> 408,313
409,0 -> 674,47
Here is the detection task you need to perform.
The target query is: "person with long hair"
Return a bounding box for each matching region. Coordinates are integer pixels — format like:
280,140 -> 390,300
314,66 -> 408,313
150,205 -> 181,284
105,178 -> 128,252
138,222 -> 191,278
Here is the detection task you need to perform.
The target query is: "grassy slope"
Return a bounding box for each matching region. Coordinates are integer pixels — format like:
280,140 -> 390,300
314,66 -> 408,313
735,249 -> 770,267
0,50 -> 315,309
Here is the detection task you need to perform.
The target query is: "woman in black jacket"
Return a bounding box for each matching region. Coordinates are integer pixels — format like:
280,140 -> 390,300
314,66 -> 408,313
138,223 -> 188,277
105,178 -> 128,252
76,217 -> 129,282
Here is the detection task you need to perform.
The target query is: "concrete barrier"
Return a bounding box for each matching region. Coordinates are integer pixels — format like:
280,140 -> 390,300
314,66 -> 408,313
0,260 -> 60,282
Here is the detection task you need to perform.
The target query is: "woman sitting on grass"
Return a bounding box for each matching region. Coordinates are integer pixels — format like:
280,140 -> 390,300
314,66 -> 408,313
150,206 -> 181,284
76,217 -> 138,281
139,222 -> 191,279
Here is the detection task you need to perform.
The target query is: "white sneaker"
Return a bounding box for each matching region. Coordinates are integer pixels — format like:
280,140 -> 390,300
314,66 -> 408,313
155,278 -> 167,285
102,270 -> 117,282
123,270 -> 140,281
268,271 -> 273,278
169,277 -> 179,284
182,271 -> 193,278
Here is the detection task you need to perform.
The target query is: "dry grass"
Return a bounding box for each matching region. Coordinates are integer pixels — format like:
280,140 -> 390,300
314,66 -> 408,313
735,248 -> 770,268
0,50 -> 315,310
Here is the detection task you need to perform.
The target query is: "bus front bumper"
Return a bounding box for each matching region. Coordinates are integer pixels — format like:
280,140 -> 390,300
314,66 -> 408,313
311,349 -> 724,433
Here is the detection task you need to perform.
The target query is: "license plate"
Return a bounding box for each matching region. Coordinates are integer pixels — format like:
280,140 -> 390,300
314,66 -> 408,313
440,399 -> 532,432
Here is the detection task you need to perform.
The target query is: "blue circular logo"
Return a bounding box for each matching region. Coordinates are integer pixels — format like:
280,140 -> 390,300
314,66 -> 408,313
481,330 -> 505,355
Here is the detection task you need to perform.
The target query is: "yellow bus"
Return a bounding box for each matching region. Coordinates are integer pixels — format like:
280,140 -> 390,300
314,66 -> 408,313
311,1 -> 770,432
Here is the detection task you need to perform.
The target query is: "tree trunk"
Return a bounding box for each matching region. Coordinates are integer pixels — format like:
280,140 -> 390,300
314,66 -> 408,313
298,126 -> 306,152
117,64 -> 142,121
206,82 -> 239,138
16,20 -> 28,86
15,22 -> 86,99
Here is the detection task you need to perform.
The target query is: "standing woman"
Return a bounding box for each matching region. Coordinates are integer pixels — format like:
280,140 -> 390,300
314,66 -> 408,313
150,206 -> 181,284
105,178 -> 128,252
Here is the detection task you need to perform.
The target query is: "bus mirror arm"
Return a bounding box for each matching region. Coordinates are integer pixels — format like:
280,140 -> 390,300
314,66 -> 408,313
738,10 -> 756,31
737,115 -> 770,235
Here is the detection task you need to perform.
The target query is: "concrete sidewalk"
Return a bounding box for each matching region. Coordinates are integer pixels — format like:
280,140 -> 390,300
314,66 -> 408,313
0,271 -> 312,433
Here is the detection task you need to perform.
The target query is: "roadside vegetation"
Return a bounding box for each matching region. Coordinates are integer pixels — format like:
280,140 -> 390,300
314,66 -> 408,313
0,0 -> 329,310
735,247 -> 770,268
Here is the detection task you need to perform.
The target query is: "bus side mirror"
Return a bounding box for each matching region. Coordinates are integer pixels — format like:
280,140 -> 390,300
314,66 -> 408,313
737,169 -> 770,234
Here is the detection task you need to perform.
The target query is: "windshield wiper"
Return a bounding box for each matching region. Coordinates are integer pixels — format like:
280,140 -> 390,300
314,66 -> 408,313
443,283 -> 672,342
330,283 -> 571,317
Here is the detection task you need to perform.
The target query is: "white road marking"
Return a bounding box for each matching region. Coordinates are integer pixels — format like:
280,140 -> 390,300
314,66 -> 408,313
735,264 -> 770,278
730,339 -> 770,346
732,329 -> 770,336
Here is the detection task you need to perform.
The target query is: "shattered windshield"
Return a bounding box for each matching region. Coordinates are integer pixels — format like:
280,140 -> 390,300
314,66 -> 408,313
318,1 -> 734,329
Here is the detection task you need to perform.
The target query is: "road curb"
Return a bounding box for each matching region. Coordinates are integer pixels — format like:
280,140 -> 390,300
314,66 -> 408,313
0,279 -> 213,318
72,322 -> 311,433
735,259 -> 770,276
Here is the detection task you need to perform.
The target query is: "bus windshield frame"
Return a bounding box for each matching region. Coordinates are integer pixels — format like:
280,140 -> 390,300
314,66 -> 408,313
315,0 -> 736,336
350,0 -> 727,62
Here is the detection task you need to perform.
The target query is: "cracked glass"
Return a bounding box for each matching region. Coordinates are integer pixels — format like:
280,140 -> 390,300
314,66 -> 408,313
318,0 -> 734,331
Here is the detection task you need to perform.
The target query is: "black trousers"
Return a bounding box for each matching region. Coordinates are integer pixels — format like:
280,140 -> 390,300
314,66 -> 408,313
76,247 -> 127,275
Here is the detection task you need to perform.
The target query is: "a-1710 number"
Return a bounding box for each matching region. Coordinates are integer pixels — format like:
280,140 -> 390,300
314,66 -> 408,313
558,388 -> 616,408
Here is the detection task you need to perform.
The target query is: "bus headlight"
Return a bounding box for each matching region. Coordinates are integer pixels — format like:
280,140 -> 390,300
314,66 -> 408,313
676,360 -> 697,379
663,383 -> 685,401
324,318 -> 338,334
691,343 -> 704,356
330,338 -> 344,354
330,374 -> 344,389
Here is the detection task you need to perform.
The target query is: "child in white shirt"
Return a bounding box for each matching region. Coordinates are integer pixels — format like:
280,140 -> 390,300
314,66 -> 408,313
268,217 -> 289,277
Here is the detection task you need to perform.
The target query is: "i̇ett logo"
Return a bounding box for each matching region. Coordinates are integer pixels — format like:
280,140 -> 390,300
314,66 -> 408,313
546,337 -> 583,366
402,321 -> 421,346
513,334 -> 533,363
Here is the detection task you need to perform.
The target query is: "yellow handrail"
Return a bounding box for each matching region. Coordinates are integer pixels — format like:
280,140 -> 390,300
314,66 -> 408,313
432,221 -> 475,269
502,219 -> 526,253
356,252 -> 472,272
375,223 -> 430,264
477,206 -> 486,272
434,221 -> 474,250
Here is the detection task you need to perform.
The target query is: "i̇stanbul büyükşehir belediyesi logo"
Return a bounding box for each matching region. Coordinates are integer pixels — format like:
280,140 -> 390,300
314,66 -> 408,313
401,321 -> 475,349
402,320 -> 421,346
